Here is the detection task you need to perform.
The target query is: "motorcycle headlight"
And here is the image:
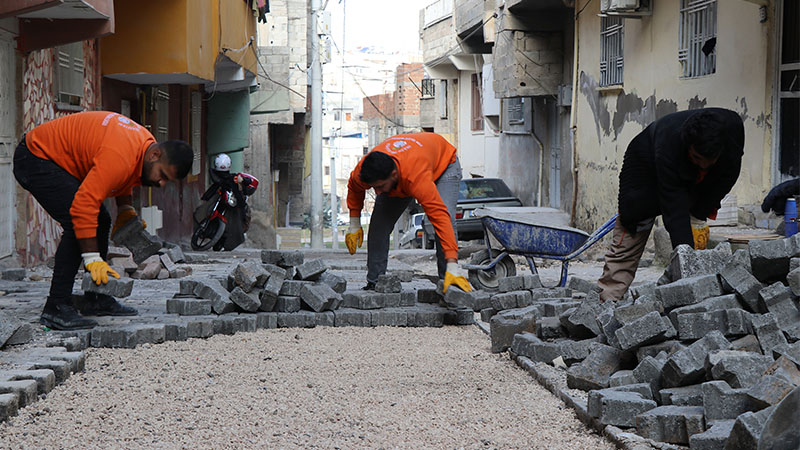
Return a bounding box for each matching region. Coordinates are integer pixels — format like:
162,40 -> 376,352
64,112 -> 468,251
226,192 -> 237,207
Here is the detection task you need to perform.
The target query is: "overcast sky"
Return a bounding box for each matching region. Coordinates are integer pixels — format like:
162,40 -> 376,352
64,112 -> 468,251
326,0 -> 431,54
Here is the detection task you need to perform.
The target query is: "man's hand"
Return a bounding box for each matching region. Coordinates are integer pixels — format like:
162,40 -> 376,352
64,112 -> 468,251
82,252 -> 120,285
691,216 -> 709,250
345,217 -> 363,255
111,206 -> 146,238
443,261 -> 473,293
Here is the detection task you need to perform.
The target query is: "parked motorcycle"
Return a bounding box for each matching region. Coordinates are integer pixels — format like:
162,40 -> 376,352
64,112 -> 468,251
192,165 -> 258,251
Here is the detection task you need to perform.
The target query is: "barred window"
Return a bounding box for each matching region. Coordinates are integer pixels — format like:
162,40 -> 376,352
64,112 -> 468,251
679,0 -> 717,78
421,78 -> 435,98
600,16 -> 624,86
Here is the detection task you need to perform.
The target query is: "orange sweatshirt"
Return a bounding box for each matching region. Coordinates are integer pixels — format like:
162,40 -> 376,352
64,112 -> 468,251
347,133 -> 459,259
26,111 -> 155,240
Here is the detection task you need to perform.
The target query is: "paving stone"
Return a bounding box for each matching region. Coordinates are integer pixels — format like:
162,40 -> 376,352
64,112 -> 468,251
333,308 -> 372,327
556,339 -> 594,366
0,268 -> 26,281
374,274 -> 401,293
763,356 -> 800,385
745,375 -> 795,408
109,256 -> 138,274
498,276 -> 524,293
90,324 -> 165,348
317,272 -> 347,294
0,393 -> 18,421
261,266 -> 286,308
25,360 -> 70,384
314,311 -> 335,327
706,350 -> 774,389
635,341 -> 685,362
609,370 -> 637,387
688,420 -> 735,450
633,355 -> 667,402
730,334 -> 762,354
655,275 -> 722,309
406,305 -> 445,328
443,288 -> 490,311
231,261 -> 268,292
417,288 -> 441,304
0,380 -> 37,408
783,322 -> 800,342
661,330 -> 731,388
777,341 -> 800,367
279,280 -> 312,297
400,290 -> 417,307
725,406 -> 775,450
382,293 -> 402,308
273,296 -> 300,313
261,250 -> 304,267
300,284 -> 341,312
443,308 -> 475,326
537,316 -> 567,339
389,270 -> 413,282
665,243 -> 732,281
759,282 -> 800,329
166,297 -> 212,316
668,294 -> 741,326
719,263 -> 763,313
341,291 -> 384,309
163,245 -> 185,264
588,389 -> 657,427
563,301 -> 608,339
193,280 -> 236,314
750,313 -> 789,357
211,315 -> 239,335
164,322 -> 188,341
112,218 -> 162,264
566,276 -> 595,294
614,300 -> 664,325
530,287 -> 572,301
615,311 -> 670,351
80,273 -> 134,298
540,300 -> 580,317
490,306 -> 538,353
660,385 -> 704,406
750,237 -> 792,282
0,312 -> 25,349
277,311 -> 316,328
296,259 -> 327,281
491,292 -> 521,311
566,343 -> 625,391
158,253 -> 177,274
0,369 -> 56,395
634,405 -> 705,445
596,307 -> 622,349
480,308 -> 497,322
511,333 -> 561,364
677,308 -> 751,340
157,269 -> 169,280
758,385 -> 800,450
178,279 -> 199,295
702,380 -> 756,421
255,312 -> 278,329
229,287 -> 261,312
186,317 -> 214,338
630,283 -> 657,299
370,308 -> 408,327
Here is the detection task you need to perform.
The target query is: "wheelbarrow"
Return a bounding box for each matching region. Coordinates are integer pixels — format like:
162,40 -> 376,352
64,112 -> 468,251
461,208 -> 618,290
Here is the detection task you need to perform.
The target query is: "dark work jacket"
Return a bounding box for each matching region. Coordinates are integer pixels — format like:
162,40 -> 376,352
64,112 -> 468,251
618,108 -> 744,248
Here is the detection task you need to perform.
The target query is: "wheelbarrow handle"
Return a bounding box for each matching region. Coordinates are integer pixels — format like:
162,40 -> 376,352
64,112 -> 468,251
564,214 -> 618,261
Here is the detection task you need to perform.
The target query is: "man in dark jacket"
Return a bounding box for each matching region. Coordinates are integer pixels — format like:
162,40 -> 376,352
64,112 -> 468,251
597,108 -> 745,301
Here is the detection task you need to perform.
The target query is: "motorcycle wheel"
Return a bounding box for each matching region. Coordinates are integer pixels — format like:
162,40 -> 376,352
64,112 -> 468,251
191,217 -> 226,251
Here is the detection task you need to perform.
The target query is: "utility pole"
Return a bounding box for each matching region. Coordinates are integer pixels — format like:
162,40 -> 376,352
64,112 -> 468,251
331,0 -> 345,251
310,0 -> 323,248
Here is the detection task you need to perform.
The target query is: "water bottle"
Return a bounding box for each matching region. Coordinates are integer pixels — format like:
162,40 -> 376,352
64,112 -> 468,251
785,197 -> 798,237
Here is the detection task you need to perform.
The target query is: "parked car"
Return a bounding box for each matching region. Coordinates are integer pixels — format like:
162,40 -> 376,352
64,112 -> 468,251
399,213 -> 425,248
422,178 -> 522,249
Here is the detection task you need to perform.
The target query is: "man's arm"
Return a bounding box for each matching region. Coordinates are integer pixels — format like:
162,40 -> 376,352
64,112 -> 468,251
116,195 -> 134,211
655,156 -> 694,248
412,181 -> 459,260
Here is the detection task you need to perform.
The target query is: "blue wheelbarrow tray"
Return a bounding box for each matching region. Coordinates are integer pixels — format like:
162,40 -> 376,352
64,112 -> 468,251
462,207 -> 618,288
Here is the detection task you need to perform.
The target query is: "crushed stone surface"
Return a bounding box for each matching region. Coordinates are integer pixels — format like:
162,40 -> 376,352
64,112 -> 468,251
0,326 -> 613,449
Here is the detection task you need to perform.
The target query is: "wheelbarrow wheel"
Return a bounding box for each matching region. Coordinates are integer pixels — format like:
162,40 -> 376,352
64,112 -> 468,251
467,249 -> 516,292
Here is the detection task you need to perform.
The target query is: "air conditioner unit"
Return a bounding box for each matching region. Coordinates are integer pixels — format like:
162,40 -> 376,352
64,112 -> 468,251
611,0 -> 639,10
600,0 -> 612,13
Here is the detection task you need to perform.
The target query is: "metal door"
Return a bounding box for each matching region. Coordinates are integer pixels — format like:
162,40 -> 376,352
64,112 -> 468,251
0,32 -> 16,258
548,101 -> 561,209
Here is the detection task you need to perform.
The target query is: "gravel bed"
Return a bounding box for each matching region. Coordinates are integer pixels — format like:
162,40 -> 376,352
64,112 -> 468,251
0,326 -> 612,449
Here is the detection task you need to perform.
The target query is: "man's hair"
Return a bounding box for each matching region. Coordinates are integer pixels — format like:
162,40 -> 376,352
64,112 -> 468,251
160,140 -> 194,179
681,110 -> 727,159
359,151 -> 396,184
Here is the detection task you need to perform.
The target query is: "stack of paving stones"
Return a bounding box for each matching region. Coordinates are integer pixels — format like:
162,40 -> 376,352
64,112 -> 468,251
0,335 -> 86,422
107,245 -> 192,280
485,239 -> 800,449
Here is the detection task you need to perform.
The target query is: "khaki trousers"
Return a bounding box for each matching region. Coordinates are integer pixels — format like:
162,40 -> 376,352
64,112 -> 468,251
597,219 -> 653,301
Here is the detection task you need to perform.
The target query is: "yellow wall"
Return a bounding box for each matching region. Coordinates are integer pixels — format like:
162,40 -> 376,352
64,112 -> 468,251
102,0 -> 257,81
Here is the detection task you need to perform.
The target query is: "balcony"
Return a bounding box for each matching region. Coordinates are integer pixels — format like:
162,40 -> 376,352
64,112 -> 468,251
1,0 -> 114,52
506,0 -> 574,14
455,0 -> 492,54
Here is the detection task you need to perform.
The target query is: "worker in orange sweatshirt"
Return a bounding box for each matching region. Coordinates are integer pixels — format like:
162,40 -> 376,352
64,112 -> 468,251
13,111 -> 194,330
346,132 -> 472,293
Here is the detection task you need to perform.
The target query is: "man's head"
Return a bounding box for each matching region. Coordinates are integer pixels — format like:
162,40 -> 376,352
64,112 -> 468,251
142,140 -> 194,187
359,151 -> 398,194
681,110 -> 727,169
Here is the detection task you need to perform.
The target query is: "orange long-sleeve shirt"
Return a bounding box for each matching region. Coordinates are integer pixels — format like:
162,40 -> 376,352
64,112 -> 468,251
26,111 -> 155,240
347,133 -> 459,259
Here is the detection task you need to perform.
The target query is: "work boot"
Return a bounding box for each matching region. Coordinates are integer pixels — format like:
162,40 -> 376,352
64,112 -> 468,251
73,293 -> 138,316
40,297 -> 97,330
362,281 -> 376,291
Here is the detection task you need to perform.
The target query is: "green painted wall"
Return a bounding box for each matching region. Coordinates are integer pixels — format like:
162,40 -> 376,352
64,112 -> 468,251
207,90 -> 250,174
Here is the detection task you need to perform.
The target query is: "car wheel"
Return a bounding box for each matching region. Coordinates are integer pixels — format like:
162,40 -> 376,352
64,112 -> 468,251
422,229 -> 435,249
467,249 -> 516,292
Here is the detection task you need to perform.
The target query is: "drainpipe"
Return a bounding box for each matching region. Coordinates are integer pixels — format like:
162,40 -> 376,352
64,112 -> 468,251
530,108 -> 546,207
569,3 -> 581,227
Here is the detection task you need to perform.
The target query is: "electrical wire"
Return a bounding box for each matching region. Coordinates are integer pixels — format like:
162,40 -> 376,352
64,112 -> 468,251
250,41 -> 307,99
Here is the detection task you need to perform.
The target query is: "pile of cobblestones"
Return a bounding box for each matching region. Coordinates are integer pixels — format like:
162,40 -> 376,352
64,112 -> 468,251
471,237 -> 800,449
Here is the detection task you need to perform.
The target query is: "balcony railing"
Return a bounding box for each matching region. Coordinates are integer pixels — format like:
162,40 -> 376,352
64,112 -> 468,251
423,0 -> 454,28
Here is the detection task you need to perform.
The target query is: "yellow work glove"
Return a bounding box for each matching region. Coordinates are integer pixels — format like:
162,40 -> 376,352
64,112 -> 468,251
443,261 -> 473,293
691,216 -> 709,250
82,252 -> 120,285
345,217 -> 363,255
111,207 -> 146,238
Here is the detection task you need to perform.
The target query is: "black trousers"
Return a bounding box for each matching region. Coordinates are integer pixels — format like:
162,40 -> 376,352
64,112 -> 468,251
13,138 -> 110,300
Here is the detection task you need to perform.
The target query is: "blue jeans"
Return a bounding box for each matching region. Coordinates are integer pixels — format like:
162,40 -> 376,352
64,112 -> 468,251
13,138 -> 111,300
367,159 -> 462,282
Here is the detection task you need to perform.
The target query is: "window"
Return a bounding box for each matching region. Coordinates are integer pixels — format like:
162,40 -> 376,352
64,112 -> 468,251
507,97 -> 524,125
438,80 -> 448,119
679,0 -> 717,78
325,166 -> 330,176
346,112 -> 351,121
421,78 -> 435,98
54,42 -> 84,106
471,73 -> 483,131
600,16 -> 624,86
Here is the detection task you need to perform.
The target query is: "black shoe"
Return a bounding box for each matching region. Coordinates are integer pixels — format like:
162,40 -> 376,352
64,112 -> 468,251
362,281 -> 376,291
40,298 -> 98,330
74,293 -> 138,316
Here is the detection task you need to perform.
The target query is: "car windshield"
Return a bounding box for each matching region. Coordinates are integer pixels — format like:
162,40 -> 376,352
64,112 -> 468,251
459,179 -> 514,200
413,214 -> 423,226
